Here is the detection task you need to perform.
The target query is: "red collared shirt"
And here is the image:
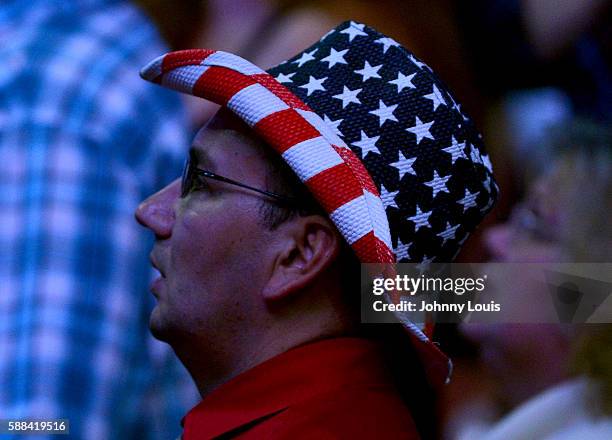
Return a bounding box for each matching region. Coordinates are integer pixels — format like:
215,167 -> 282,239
182,337 -> 420,439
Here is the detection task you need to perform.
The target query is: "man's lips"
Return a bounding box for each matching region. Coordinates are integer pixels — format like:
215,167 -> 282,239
149,253 -> 166,278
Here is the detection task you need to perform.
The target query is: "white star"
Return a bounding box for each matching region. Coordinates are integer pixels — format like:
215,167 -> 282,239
323,114 -> 343,137
321,47 -> 348,68
442,136 -> 468,164
293,48 -> 317,67
416,255 -> 435,273
333,86 -> 362,108
375,37 -> 400,53
380,184 -> 399,209
390,151 -> 417,179
299,75 -> 327,96
275,72 -> 295,83
424,170 -> 451,198
355,60 -> 382,82
407,205 -> 432,231
352,130 -> 380,156
340,21 -> 367,41
423,84 -> 445,111
469,143 -> 483,164
395,238 -> 412,261
389,71 -> 417,92
406,116 -> 435,144
457,188 -> 480,212
437,222 -> 460,246
369,99 -> 398,126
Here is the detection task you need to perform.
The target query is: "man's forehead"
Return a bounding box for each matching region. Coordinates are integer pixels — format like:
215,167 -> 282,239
190,109 -> 269,171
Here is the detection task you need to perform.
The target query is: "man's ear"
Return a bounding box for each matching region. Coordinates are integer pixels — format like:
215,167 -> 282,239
262,215 -> 341,302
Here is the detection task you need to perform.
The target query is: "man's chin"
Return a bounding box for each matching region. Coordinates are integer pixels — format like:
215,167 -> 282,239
149,307 -> 174,343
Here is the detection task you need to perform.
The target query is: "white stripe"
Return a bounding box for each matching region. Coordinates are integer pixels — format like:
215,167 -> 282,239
203,51 -> 264,76
282,137 -> 343,181
330,195 -> 371,245
161,65 -> 209,94
363,190 -> 392,249
139,56 -> 163,81
295,108 -> 347,148
227,83 -> 289,127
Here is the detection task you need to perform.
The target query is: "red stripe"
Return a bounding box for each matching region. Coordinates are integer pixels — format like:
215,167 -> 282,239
254,108 -> 320,154
332,145 -> 379,196
162,49 -> 215,73
192,66 -> 257,105
352,232 -> 395,263
252,73 -> 310,110
305,164 -> 363,213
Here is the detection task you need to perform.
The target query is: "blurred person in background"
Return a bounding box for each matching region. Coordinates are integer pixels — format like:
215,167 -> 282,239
455,0 -> 611,210
0,0 -> 203,438
452,121 -> 612,439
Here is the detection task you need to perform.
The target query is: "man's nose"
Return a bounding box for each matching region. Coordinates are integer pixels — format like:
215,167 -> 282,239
483,224 -> 512,261
135,179 -> 181,239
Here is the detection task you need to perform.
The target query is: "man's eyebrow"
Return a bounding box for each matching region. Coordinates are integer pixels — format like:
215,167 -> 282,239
189,146 -> 215,172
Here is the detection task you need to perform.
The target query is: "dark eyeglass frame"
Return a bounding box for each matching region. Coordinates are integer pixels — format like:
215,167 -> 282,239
181,151 -> 301,207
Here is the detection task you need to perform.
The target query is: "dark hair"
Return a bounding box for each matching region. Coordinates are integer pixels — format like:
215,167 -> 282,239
257,142 -> 324,230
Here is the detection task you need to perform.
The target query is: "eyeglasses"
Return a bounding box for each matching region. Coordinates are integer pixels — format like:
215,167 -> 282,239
181,150 -> 300,207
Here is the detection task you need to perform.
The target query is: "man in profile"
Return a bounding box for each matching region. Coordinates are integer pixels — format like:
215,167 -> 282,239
136,21 -> 497,439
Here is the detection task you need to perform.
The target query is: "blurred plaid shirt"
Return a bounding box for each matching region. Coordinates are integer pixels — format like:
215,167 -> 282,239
0,1 -> 198,438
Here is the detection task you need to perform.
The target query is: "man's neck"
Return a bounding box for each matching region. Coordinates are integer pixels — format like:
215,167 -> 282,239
173,320 -> 350,398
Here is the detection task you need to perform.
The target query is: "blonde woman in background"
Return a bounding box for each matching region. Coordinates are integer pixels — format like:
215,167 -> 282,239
456,121 -> 612,439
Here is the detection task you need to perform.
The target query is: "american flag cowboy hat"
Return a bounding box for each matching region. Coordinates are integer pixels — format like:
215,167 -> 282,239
140,21 -> 498,386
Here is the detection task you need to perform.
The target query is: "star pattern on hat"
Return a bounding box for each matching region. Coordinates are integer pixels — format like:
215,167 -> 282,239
375,37 -> 401,53
407,205 -> 432,231
424,84 -> 446,111
299,75 -> 327,96
457,189 -> 480,212
321,47 -> 349,68
352,130 -> 381,157
369,100 -> 398,126
442,136 -> 468,164
424,170 -> 451,198
406,116 -> 434,144
275,72 -> 295,83
340,21 -> 367,41
266,20 -> 498,263
389,71 -> 417,92
333,86 -> 362,108
395,238 -> 412,261
355,60 -> 382,81
323,114 -> 343,136
293,48 -> 318,67
437,222 -> 460,246
380,184 -> 399,209
390,151 -> 417,179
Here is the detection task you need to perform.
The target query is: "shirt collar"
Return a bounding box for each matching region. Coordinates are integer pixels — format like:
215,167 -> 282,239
182,337 -> 394,439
